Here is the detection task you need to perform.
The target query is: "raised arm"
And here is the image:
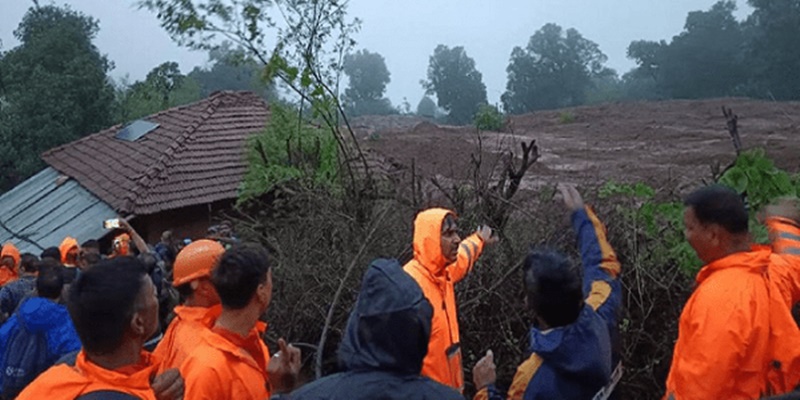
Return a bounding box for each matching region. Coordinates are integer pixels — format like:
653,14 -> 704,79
559,184 -> 621,321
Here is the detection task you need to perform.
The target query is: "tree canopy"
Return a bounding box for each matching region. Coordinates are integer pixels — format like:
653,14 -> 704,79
342,49 -> 394,116
502,23 -> 609,114
0,5 -> 115,191
422,45 -> 487,125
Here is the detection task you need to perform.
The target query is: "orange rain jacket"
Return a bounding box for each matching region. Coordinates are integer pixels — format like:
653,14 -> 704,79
665,217 -> 800,399
180,321 -> 271,400
403,208 -> 485,391
0,242 -> 20,286
59,236 -> 79,266
154,304 -> 222,371
16,350 -> 162,399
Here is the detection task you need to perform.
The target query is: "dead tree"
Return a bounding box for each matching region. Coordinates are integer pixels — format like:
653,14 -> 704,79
723,106 -> 742,156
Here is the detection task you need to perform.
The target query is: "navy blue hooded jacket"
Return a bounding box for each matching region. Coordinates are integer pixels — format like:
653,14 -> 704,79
286,258 -> 464,400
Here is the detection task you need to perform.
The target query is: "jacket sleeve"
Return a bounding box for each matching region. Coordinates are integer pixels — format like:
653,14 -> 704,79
449,234 -> 485,283
766,216 -> 800,307
572,207 -> 622,321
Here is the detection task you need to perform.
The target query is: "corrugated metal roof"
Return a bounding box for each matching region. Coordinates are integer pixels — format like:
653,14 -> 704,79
0,167 -> 118,254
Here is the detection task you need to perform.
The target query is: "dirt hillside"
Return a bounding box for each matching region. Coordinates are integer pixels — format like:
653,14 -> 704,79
361,98 -> 799,195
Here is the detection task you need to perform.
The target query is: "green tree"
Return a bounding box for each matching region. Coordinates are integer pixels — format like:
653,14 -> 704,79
188,42 -> 276,100
502,23 -> 608,113
342,49 -> 393,116
114,61 -> 202,123
416,96 -> 437,118
746,0 -> 800,99
0,5 -> 114,191
422,45 -> 487,125
626,1 -> 748,99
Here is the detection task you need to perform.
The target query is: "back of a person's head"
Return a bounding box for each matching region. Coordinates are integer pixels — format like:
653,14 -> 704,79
40,246 -> 61,262
81,239 -> 100,251
338,258 -> 433,375
20,253 -> 39,273
684,185 -> 748,234
37,264 -> 64,300
68,256 -> 147,355
212,244 -> 270,310
523,249 -> 584,328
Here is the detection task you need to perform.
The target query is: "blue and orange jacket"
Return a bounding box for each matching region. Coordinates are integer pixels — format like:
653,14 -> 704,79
664,216 -> 800,400
477,206 -> 621,400
404,208 -> 485,392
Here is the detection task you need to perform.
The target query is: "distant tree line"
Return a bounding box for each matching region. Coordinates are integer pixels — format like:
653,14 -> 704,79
1,0 -> 798,192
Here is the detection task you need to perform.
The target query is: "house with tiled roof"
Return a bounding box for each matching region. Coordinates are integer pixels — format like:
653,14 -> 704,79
0,91 -> 270,252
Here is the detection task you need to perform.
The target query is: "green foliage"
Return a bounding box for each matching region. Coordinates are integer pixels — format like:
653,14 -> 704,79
473,104 -> 504,131
188,42 -> 276,100
719,148 -> 800,211
502,23 -> 609,114
415,96 -> 437,118
558,111 -> 576,124
0,5 -> 115,191
746,0 -> 800,99
342,49 -> 393,116
422,45 -> 487,125
627,1 -> 748,99
114,62 -> 202,123
240,104 -> 339,202
599,181 -> 702,274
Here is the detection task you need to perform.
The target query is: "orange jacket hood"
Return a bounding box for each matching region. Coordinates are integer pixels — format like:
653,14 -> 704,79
1,242 -> 20,267
413,208 -> 454,275
59,237 -> 79,264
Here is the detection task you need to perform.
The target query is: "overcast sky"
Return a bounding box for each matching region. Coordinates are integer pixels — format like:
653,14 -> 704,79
1,0 -> 752,107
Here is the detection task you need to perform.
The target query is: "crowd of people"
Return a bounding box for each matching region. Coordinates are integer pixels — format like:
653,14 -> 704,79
0,183 -> 798,399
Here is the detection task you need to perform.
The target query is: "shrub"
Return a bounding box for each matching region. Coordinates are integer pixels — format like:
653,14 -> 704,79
474,103 -> 505,131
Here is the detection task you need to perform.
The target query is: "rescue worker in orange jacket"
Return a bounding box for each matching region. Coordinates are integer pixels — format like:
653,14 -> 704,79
59,236 -> 80,268
665,185 -> 800,399
180,244 -> 301,399
154,239 -> 224,371
0,242 -> 20,286
403,208 -> 498,391
17,256 -> 184,400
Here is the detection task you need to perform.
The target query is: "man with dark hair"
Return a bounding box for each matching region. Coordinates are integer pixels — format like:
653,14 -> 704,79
472,184 -> 622,400
17,257 -> 183,400
181,244 -> 300,399
403,208 -> 498,391
154,239 -> 224,370
664,185 -> 800,399
0,264 -> 81,398
0,253 -> 38,318
39,247 -> 61,263
79,240 -> 102,270
282,258 -> 462,400
81,239 -> 101,256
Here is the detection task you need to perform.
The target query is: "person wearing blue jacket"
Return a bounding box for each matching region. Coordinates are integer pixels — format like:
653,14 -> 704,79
0,264 -> 81,398
280,258 -> 463,400
473,183 -> 622,400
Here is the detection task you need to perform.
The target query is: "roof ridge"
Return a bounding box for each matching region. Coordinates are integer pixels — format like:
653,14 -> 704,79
121,94 -> 227,213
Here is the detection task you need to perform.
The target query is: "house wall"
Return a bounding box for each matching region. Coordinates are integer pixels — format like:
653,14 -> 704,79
133,199 -> 237,245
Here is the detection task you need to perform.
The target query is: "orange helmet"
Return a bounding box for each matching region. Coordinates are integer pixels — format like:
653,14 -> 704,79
172,239 -> 225,287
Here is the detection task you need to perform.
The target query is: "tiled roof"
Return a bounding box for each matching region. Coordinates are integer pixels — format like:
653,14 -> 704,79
42,91 -> 270,215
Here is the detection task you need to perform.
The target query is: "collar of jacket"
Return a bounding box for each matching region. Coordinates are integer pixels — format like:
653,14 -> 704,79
695,245 -> 770,284
174,304 -> 222,326
75,350 -> 161,393
204,321 -> 269,371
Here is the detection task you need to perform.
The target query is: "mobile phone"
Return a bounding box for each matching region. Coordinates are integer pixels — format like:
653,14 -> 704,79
104,219 -> 120,229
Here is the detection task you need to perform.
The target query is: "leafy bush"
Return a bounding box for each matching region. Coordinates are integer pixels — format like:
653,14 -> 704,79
719,148 -> 800,211
559,111 -> 576,124
239,103 -> 339,202
473,104 -> 504,131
